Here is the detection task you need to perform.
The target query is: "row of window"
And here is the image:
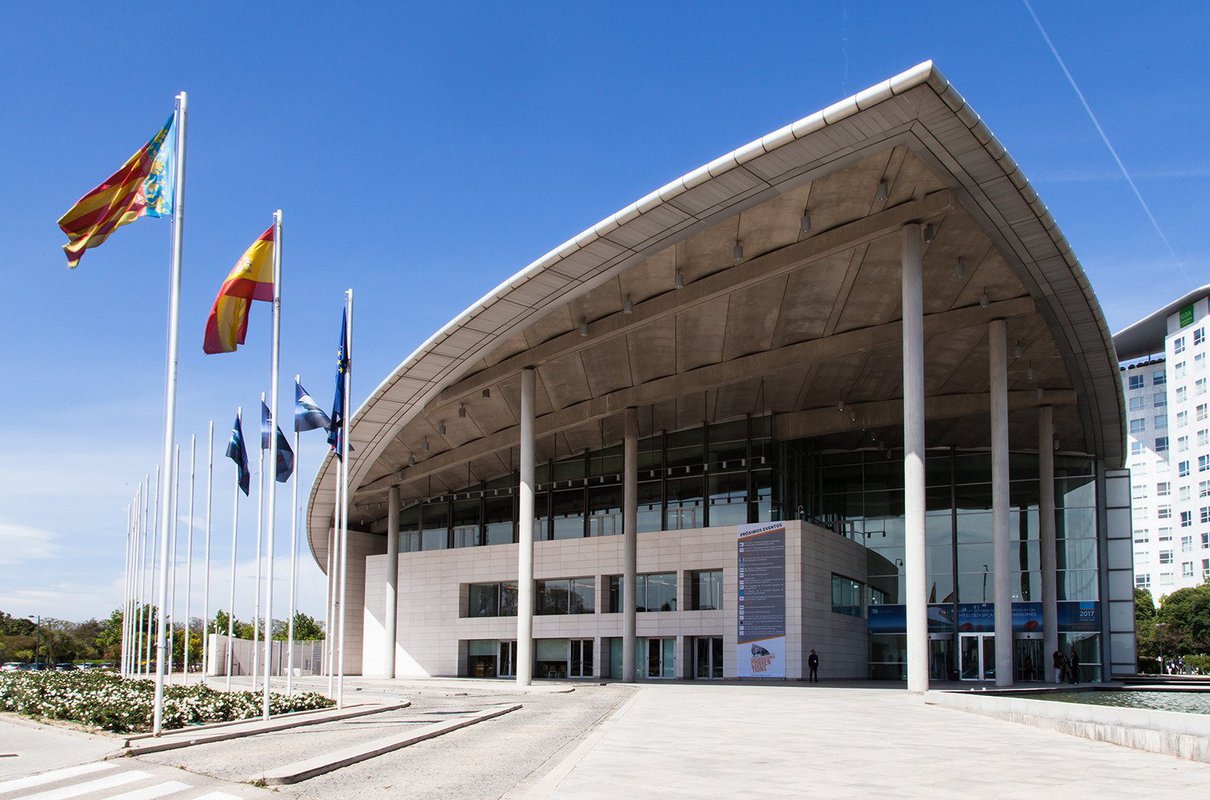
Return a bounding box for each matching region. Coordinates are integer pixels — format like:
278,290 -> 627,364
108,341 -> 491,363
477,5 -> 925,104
1135,558 -> 1210,589
1134,531 -> 1210,550
1172,326 -> 1207,355
464,570 -> 724,618
1126,368 -> 1166,390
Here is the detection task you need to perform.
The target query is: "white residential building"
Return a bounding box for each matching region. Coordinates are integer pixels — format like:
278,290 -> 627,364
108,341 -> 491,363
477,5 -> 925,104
1116,289 -> 1210,597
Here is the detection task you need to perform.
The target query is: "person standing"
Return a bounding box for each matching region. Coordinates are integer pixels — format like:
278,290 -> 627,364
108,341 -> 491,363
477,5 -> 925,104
1052,649 -> 1064,684
1069,647 -> 1080,684
808,649 -> 819,683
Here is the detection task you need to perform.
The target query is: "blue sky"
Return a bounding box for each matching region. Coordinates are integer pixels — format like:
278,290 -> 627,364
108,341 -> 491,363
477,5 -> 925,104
1,2 -> 1206,623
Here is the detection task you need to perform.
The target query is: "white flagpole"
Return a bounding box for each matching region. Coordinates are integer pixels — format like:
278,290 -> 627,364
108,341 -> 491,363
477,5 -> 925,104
337,288 -> 353,709
147,465 -> 160,678
168,444 -> 180,682
262,210 -> 284,720
286,375 -> 301,694
226,408 -> 242,692
122,503 -> 132,677
325,514 -> 336,693
136,474 -> 149,677
184,435 -> 196,684
202,421 -> 213,684
253,391 -> 265,693
127,495 -> 138,676
152,90 -> 187,736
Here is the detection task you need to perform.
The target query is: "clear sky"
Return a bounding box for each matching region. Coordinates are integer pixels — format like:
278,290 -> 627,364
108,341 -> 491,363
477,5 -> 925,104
1,2 -> 1206,624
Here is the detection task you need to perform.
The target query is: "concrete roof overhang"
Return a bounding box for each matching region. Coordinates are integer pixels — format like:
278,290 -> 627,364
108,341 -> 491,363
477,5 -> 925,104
306,61 -> 1125,566
1113,283 -> 1210,361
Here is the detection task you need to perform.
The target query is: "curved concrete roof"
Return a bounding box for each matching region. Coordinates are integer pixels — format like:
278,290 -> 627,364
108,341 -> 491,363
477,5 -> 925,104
307,61 -> 1125,566
1113,283 -> 1210,361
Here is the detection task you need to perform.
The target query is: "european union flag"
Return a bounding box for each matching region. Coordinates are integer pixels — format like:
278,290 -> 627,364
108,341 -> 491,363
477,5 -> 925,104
226,414 -> 250,496
275,426 -> 294,482
327,308 -> 350,456
260,400 -> 272,451
295,380 -> 331,433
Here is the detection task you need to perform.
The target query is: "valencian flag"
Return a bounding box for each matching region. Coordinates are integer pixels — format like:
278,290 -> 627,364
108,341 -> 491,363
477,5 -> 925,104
327,309 -> 350,456
57,114 -> 176,268
226,414 -> 251,496
275,427 -> 294,482
295,381 -> 331,432
203,227 -> 275,354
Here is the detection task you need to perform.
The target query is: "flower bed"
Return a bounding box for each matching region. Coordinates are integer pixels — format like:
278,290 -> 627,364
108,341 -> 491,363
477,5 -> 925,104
0,670 -> 333,733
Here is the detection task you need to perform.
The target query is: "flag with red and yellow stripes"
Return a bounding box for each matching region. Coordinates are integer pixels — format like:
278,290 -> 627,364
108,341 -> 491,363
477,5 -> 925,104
57,114 -> 176,268
203,227 -> 275,354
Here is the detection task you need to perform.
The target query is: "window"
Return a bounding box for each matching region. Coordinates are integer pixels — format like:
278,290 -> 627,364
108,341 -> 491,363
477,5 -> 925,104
1198,403 -> 1208,421
1182,562 -> 1195,578
1135,550 -> 1150,564
1175,336 -> 1186,355
1157,481 -> 1171,497
1182,534 -> 1195,552
1200,454 -> 1210,472
1197,353 -> 1207,371
1203,533 -> 1209,549
466,582 -> 518,618
1180,486 -> 1192,501
1131,441 -> 1144,456
1134,529 -> 1149,544
1204,559 -> 1210,581
1156,436 -> 1170,453
1155,370 -> 1167,387
1176,362 -> 1187,379
1180,511 -> 1193,528
1158,505 -> 1172,520
1129,396 -> 1146,411
1128,374 -> 1145,390
1160,572 -> 1174,586
1200,429 -> 1209,448
1155,415 -> 1168,429
1198,378 -> 1208,396
1178,410 -> 1189,428
1130,418 -> 1147,434
1199,480 -> 1210,498
536,577 -> 595,615
1178,435 -> 1190,453
690,570 -> 724,611
1196,328 -> 1206,346
1179,460 -> 1190,477
831,575 -> 865,617
1177,386 -> 1188,403
1160,550 -> 1174,564
1136,573 -> 1151,589
1155,392 -> 1168,408
609,573 -> 677,613
1159,527 -> 1173,542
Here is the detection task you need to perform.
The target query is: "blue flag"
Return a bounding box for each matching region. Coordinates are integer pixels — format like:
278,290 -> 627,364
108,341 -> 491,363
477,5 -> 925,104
226,414 -> 250,496
327,308 -> 350,456
260,401 -> 272,451
295,380 -> 331,432
275,426 -> 294,482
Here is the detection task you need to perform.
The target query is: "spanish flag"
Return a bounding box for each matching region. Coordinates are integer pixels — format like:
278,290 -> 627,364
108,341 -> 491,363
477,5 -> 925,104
57,114 -> 176,268
203,227 -> 275,354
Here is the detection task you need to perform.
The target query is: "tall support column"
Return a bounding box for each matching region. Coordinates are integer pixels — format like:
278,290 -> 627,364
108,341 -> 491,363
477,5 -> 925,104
901,223 -> 928,692
989,318 -> 1013,687
516,368 -> 536,686
384,485 -> 400,679
622,407 -> 638,682
1038,406 -> 1058,682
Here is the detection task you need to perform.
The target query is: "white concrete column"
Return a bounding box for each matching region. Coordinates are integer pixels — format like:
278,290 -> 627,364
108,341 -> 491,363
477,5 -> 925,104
989,319 -> 1013,687
622,407 -> 638,681
384,485 -> 399,679
901,223 -> 929,693
1038,406 -> 1058,682
517,367 -> 536,686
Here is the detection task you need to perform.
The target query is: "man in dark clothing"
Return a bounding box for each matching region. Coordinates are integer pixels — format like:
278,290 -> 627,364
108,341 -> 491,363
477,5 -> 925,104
1069,647 -> 1080,684
808,649 -> 819,683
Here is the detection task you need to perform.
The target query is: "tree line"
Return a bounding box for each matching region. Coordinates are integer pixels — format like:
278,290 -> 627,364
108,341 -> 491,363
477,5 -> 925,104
1135,583 -> 1210,671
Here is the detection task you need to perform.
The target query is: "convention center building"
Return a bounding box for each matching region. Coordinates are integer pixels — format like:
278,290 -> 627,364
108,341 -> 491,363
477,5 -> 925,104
306,62 -> 1135,689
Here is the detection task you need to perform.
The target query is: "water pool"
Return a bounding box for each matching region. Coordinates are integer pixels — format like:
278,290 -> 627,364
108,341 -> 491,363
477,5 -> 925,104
1019,690 -> 1210,715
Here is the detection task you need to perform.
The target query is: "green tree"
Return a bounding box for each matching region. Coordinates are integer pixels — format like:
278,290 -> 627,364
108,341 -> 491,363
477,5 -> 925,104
273,612 -> 324,641
95,609 -> 124,660
1156,583 -> 1210,656
0,612 -> 36,636
1135,588 -> 1159,658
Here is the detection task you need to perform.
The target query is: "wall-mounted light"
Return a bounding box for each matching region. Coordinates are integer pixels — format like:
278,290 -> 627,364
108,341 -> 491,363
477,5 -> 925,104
408,454 -> 417,466
482,388 -> 491,399
438,421 -> 447,435
955,257 -> 966,278
875,180 -> 889,203
675,270 -> 684,290
1026,361 -> 1035,382
579,319 -> 589,337
1014,340 -> 1024,360
800,211 -> 811,233
458,404 -> 466,418
623,294 -> 634,314
924,223 -> 936,244
422,437 -> 430,453
733,241 -> 744,262
979,291 -> 990,309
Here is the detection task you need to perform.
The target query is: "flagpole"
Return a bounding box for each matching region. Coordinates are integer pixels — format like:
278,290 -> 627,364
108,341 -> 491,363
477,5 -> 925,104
262,210 -> 283,720
202,421 -> 213,684
253,392 -> 265,694
152,90 -> 187,736
128,495 -> 138,676
337,288 -> 353,709
183,435 -> 196,684
169,444 -> 180,682
325,514 -> 335,694
287,376 -> 301,695
147,465 -> 160,679
226,408 -> 242,692
136,473 -> 149,677
122,503 -> 132,677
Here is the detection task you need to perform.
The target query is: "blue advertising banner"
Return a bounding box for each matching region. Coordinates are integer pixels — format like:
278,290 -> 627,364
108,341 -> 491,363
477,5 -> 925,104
867,601 -> 1100,634
1012,602 -> 1043,634
1058,601 -> 1100,632
736,522 -> 786,677
867,604 -> 954,633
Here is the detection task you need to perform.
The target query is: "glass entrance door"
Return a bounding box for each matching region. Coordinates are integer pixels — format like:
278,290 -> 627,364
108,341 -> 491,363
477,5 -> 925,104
498,641 -> 516,678
929,637 -> 954,682
959,633 -> 995,681
1015,638 -> 1043,682
694,637 -> 723,679
570,639 -> 594,678
641,637 -> 675,678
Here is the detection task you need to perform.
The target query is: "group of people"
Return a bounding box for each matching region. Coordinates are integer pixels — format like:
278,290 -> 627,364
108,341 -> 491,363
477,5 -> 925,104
1052,647 -> 1082,684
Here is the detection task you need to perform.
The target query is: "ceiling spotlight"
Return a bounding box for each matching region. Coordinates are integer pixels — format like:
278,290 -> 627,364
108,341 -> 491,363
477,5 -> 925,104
924,224 -> 936,244
838,400 -> 845,412
979,291 -> 990,309
800,211 -> 812,233
438,421 -> 447,435
733,241 -> 744,262
422,437 -> 430,453
458,403 -> 466,418
623,294 -> 634,314
579,319 -> 589,337
850,411 -> 857,422
1014,340 -> 1024,360
675,270 -> 684,290
1026,362 -> 1035,381
482,388 -> 491,399
875,180 -> 889,203
1054,439 -> 1060,451
408,454 -> 416,466
955,257 -> 966,278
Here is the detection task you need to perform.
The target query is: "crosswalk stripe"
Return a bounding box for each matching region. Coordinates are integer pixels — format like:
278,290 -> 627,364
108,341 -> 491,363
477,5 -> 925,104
0,762 -> 119,795
103,780 -> 193,800
191,794 -> 242,800
21,770 -> 149,800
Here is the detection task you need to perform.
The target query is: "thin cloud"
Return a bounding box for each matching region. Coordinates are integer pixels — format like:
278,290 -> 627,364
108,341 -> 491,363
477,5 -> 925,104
0,521 -> 60,566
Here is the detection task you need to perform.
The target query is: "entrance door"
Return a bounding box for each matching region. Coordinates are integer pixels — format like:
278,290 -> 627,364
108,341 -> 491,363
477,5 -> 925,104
959,633 -> 995,681
1015,638 -> 1043,682
694,637 -> 724,679
498,641 -> 516,678
569,639 -> 594,678
643,638 -> 675,678
929,637 -> 954,681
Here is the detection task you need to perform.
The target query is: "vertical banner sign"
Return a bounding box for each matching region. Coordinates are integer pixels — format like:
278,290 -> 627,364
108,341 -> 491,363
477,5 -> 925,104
736,522 -> 786,678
